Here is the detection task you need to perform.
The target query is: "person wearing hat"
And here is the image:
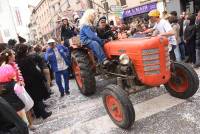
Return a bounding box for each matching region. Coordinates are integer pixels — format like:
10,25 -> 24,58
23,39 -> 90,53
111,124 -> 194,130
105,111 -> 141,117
142,9 -> 177,61
74,14 -> 80,28
61,17 -> 76,47
45,39 -> 71,97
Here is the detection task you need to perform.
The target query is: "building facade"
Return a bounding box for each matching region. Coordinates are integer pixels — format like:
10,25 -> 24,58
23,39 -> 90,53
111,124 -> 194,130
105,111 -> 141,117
29,0 -> 91,44
166,0 -> 200,15
0,0 -> 29,43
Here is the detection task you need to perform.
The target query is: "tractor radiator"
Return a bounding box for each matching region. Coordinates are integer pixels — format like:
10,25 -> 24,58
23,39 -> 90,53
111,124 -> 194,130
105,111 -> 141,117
142,48 -> 160,75
142,46 -> 170,75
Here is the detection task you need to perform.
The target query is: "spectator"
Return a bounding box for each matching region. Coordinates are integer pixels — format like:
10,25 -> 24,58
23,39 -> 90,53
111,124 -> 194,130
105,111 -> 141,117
178,11 -> 187,60
162,11 -> 170,20
194,10 -> 200,68
196,10 -> 200,24
79,9 -> 110,66
109,20 -> 114,26
8,39 -> 17,50
96,16 -> 114,40
34,45 -> 52,89
184,14 -> 196,64
0,97 -> 29,134
170,11 -> 178,18
45,39 -> 70,97
0,49 -> 28,125
74,14 -> 80,29
143,9 -> 177,61
0,43 -> 7,52
15,44 -> 52,119
28,45 -> 52,95
61,17 -> 76,47
42,45 -> 54,86
169,15 -> 181,61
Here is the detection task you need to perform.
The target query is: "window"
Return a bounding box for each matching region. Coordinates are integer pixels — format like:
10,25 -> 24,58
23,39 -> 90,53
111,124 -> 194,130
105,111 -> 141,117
120,0 -> 126,6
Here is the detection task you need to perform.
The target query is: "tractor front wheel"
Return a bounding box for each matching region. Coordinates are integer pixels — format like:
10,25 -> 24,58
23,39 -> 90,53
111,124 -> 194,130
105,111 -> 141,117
165,62 -> 199,99
72,50 -> 96,96
102,84 -> 135,129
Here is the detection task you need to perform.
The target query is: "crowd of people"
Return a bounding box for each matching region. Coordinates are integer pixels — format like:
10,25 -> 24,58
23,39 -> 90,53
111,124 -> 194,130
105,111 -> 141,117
0,8 -> 200,133
129,10 -> 200,67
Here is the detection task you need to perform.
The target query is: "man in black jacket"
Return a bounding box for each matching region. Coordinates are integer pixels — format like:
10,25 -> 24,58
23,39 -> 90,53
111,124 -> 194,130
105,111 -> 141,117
194,10 -> 200,68
178,11 -> 186,60
184,15 -> 196,64
0,97 -> 28,134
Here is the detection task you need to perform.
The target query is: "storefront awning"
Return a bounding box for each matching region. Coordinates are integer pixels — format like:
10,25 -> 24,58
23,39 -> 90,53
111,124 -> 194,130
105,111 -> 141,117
123,2 -> 157,18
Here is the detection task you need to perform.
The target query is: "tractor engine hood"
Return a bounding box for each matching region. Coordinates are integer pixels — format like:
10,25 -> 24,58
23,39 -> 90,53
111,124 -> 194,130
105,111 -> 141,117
104,37 -> 168,58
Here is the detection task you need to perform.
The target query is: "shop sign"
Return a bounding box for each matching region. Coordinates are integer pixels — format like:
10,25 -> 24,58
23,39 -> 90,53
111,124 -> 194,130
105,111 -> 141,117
123,2 -> 157,18
110,5 -> 123,18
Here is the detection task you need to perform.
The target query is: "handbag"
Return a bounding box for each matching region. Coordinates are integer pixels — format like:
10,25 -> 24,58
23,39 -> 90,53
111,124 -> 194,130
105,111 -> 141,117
14,84 -> 34,112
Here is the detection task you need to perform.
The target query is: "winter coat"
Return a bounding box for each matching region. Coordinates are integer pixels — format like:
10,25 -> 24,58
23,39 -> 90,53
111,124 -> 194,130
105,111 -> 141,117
16,55 -> 49,102
80,25 -> 103,45
184,25 -> 196,43
29,53 -> 48,71
0,97 -> 28,134
96,25 -> 113,40
61,25 -> 76,41
196,19 -> 200,49
45,44 -> 71,73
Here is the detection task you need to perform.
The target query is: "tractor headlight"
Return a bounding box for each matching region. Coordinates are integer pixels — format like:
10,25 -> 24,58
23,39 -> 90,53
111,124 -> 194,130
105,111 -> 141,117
119,54 -> 130,65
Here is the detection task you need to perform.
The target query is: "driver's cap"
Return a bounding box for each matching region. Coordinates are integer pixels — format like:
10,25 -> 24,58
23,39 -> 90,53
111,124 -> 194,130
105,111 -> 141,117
148,9 -> 160,17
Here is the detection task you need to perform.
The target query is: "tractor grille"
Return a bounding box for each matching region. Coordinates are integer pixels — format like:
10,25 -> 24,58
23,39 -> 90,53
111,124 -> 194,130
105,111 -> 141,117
165,46 -> 170,69
142,48 -> 160,75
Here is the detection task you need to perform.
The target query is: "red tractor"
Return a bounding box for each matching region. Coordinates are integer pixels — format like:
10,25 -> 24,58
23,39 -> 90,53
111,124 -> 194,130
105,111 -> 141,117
70,36 -> 199,129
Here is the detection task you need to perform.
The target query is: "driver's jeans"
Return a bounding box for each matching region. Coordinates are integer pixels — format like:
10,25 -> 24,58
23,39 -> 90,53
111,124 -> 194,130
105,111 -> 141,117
86,41 -> 106,63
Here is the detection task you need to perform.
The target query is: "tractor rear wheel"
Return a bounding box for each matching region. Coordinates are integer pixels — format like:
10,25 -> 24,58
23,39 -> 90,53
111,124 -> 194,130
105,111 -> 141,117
102,84 -> 135,129
165,62 -> 199,99
72,50 -> 96,95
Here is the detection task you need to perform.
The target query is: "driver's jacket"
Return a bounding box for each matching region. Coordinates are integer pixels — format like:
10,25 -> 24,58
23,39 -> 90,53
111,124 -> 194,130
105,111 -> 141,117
80,25 -> 103,45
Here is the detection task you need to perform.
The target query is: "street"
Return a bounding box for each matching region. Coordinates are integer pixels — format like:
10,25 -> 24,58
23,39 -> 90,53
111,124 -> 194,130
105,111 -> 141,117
32,68 -> 200,134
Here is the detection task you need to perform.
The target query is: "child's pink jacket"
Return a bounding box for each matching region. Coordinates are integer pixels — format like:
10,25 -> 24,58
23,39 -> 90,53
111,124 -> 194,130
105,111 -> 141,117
0,64 -> 15,83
